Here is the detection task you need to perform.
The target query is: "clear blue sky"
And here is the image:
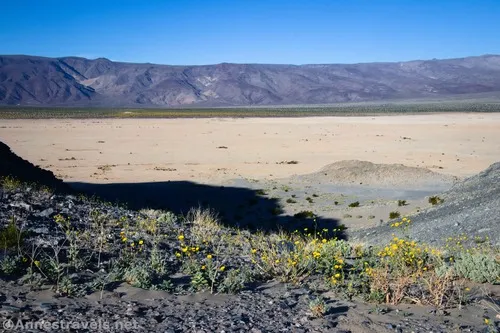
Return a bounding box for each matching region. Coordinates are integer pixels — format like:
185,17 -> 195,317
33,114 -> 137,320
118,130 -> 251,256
1,0 -> 499,65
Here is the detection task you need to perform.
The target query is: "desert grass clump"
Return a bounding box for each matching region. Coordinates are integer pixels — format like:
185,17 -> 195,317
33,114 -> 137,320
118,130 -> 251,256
293,211 -> 315,219
308,296 -> 329,317
185,207 -> 221,244
270,206 -> 285,215
0,217 -> 23,250
277,160 -> 299,165
348,201 -> 360,208
0,175 -> 22,191
397,200 -> 407,207
255,189 -> 267,196
123,262 -> 154,289
389,211 -> 401,219
428,196 -> 444,205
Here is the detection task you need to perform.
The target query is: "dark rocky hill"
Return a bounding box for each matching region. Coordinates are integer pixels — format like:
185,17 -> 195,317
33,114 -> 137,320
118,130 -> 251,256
1,54 -> 500,107
0,141 -> 68,191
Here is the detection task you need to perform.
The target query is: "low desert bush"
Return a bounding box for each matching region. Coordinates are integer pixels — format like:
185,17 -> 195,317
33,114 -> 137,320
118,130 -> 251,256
308,296 -> 329,317
294,211 -> 315,219
0,218 -> 23,250
0,176 -> 22,191
428,196 -> 444,205
389,211 -> 401,219
453,252 -> 500,284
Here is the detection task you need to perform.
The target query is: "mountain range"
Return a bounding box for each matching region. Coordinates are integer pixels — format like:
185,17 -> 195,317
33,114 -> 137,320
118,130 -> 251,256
1,54 -> 500,107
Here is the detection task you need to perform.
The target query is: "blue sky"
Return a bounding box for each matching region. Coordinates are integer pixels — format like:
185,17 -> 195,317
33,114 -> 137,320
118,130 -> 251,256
1,0 -> 499,65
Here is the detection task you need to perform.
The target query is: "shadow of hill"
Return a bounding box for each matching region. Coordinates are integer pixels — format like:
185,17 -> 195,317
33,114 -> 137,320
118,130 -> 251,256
69,180 -> 346,238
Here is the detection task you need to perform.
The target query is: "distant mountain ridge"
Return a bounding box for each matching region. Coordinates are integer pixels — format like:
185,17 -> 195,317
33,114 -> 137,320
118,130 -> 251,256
1,54 -> 500,107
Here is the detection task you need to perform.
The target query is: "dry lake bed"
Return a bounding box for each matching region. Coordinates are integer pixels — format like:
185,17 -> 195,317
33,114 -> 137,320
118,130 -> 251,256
1,113 -> 499,231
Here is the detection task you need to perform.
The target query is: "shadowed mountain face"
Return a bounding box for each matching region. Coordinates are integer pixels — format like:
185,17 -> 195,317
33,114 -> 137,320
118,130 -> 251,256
1,54 -> 500,107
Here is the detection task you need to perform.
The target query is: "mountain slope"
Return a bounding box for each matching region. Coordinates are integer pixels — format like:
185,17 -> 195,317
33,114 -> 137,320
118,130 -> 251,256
1,54 -> 500,107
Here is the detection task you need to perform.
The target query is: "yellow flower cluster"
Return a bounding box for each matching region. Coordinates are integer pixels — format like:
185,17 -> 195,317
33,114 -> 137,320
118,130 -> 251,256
118,230 -> 145,250
390,217 -> 411,228
175,234 -> 202,258
330,258 -> 344,285
378,236 -> 430,273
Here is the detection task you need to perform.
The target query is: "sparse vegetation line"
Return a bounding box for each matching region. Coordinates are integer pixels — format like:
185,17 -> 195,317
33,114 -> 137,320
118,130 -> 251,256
1,102 -> 500,119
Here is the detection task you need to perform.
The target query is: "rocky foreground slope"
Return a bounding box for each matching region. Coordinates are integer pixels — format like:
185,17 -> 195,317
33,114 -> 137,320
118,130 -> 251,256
353,162 -> 500,246
1,142 -> 499,332
2,54 -> 500,106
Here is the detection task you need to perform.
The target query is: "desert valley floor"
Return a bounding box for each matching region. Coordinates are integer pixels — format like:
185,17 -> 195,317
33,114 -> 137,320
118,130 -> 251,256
1,113 -> 499,183
1,113 -> 500,232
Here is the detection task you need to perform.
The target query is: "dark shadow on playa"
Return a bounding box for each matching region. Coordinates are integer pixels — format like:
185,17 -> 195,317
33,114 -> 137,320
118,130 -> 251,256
69,180 -> 346,238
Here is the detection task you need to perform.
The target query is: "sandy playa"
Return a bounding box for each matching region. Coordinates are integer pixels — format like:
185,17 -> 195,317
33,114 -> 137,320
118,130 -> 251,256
0,113 -> 499,184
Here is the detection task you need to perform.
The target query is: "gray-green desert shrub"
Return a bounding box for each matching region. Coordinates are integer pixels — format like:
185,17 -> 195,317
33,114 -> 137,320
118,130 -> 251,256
453,252 -> 500,283
123,264 -> 153,289
1,255 -> 23,275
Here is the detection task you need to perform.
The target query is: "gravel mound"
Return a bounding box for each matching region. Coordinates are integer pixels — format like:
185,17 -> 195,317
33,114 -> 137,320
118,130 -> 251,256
298,160 -> 457,188
0,141 -> 69,192
353,162 -> 500,245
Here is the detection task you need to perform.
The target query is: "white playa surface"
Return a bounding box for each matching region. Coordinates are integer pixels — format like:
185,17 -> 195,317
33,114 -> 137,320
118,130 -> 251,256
1,113 -> 499,184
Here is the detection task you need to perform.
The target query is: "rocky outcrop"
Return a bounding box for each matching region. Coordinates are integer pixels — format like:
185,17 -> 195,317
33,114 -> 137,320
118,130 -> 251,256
0,141 -> 68,191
